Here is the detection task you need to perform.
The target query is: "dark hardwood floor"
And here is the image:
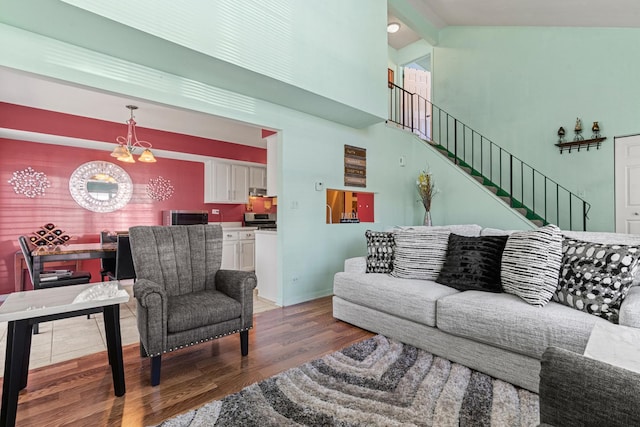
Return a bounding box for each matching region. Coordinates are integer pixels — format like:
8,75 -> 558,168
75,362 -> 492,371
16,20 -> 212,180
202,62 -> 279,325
3,296 -> 373,426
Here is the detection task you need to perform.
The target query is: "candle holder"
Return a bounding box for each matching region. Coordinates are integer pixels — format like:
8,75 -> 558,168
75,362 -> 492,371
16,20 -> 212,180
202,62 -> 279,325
592,121 -> 601,138
557,126 -> 566,143
573,118 -> 584,141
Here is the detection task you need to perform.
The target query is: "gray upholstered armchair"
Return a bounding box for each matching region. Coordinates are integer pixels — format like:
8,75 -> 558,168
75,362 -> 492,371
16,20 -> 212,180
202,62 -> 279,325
128,224 -> 257,386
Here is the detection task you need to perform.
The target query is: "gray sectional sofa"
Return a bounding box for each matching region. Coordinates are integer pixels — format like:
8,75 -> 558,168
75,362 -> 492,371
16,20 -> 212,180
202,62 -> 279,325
332,224 -> 640,393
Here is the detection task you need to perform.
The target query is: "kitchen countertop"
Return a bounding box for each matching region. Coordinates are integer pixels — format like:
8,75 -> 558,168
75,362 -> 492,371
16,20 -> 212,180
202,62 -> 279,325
254,229 -> 277,235
208,222 -> 257,232
219,226 -> 258,231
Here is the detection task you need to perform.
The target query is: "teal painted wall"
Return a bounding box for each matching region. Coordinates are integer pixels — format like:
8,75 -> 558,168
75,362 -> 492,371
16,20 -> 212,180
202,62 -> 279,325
433,26 -> 640,232
0,15 -> 419,306
0,10 -> 542,305
59,0 -> 388,121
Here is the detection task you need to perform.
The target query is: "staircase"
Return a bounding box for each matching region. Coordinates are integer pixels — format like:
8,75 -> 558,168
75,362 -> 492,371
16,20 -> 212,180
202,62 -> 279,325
388,83 -> 589,231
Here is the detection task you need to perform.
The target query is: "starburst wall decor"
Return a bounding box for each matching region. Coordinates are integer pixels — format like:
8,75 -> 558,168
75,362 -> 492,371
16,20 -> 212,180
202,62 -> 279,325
8,167 -> 51,198
146,176 -> 174,201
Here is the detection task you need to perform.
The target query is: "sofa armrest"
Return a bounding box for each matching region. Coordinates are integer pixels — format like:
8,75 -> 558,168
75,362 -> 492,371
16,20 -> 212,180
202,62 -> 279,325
620,286 -> 640,328
540,347 -> 640,427
344,257 -> 366,273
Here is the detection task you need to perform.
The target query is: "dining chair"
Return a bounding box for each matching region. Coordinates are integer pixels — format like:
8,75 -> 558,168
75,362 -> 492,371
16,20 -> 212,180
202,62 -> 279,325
105,234 -> 136,282
129,224 -> 257,386
18,235 -> 92,333
100,231 -> 118,281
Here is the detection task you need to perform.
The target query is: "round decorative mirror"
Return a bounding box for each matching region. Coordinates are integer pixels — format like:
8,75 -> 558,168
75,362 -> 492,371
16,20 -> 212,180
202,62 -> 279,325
69,161 -> 133,212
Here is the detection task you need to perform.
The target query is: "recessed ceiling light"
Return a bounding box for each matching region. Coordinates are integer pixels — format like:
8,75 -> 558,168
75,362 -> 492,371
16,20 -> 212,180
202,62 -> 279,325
387,22 -> 401,33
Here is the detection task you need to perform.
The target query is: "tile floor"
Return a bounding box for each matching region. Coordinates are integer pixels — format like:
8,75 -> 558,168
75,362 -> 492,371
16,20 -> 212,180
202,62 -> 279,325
0,284 -> 279,371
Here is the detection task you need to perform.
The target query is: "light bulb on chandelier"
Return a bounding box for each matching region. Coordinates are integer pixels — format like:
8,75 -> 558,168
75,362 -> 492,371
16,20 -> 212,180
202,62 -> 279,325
111,105 -> 157,163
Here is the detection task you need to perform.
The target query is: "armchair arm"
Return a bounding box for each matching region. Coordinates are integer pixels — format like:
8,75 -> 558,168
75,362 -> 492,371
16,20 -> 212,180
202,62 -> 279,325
215,269 -> 257,329
133,278 -> 168,356
539,347 -> 640,426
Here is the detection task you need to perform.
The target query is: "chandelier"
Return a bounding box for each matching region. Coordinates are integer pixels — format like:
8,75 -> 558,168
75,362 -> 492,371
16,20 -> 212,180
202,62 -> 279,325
111,105 -> 157,163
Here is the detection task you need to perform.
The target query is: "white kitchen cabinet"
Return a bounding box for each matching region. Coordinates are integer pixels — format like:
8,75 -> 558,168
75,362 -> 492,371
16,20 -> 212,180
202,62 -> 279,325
238,230 -> 256,271
231,164 -> 249,202
249,166 -> 266,189
255,230 -> 278,304
204,160 -> 249,203
221,229 -> 255,271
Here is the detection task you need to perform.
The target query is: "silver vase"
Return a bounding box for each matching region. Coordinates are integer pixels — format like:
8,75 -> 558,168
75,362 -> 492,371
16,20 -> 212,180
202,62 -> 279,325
423,211 -> 432,226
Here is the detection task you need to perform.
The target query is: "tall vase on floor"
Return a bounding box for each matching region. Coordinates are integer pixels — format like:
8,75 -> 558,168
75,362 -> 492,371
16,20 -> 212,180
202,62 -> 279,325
423,210 -> 432,226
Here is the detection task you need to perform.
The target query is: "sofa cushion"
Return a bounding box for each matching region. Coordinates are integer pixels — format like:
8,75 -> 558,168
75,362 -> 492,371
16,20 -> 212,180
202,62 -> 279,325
333,272 -> 459,327
553,238 -> 640,324
480,227 -> 518,236
436,234 -> 508,292
365,230 -> 395,273
501,224 -> 563,306
436,291 -> 600,359
392,224 -> 482,237
391,229 -> 451,280
167,290 -> 242,333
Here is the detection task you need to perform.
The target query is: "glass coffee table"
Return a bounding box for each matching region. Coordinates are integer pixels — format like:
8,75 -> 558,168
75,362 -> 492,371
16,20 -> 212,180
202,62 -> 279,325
584,320 -> 640,374
0,282 -> 129,427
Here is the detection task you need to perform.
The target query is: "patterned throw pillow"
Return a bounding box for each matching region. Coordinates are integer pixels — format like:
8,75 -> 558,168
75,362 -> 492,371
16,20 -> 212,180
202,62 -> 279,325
365,230 -> 395,273
436,234 -> 508,292
553,238 -> 640,323
501,224 -> 563,307
391,229 -> 451,280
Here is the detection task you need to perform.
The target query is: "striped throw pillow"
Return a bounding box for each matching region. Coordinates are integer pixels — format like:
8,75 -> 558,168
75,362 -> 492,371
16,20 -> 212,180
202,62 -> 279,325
501,224 -> 563,306
391,229 -> 451,280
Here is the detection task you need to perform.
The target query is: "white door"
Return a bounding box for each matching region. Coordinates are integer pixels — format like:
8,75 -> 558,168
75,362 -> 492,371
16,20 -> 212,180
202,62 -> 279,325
614,134 -> 640,233
403,67 -> 432,140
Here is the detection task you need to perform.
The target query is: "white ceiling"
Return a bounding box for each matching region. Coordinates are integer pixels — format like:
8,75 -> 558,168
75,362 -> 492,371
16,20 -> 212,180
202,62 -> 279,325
419,0 -> 640,28
388,0 -> 640,50
387,12 -> 421,50
0,67 -> 268,148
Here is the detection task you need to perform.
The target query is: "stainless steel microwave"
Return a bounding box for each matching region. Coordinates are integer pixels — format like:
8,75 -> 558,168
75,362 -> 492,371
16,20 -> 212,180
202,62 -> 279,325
162,210 -> 209,226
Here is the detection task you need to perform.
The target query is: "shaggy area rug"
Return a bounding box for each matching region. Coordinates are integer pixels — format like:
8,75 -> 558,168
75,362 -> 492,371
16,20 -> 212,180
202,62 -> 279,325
157,335 -> 539,426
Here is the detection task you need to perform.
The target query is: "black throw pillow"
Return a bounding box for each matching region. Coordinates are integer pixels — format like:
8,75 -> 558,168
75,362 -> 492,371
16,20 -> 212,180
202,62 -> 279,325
365,230 -> 395,273
436,234 -> 508,292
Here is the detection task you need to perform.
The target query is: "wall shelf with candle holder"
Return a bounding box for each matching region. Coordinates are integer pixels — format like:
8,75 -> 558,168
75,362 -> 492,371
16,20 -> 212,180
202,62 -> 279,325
555,119 -> 605,153
555,137 -> 606,154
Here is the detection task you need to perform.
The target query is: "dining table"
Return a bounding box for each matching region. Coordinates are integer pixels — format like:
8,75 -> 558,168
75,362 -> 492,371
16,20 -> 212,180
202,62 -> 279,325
23,242 -> 117,291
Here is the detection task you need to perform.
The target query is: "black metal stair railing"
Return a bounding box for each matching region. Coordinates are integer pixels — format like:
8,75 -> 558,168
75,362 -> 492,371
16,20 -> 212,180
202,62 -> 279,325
388,82 -> 590,231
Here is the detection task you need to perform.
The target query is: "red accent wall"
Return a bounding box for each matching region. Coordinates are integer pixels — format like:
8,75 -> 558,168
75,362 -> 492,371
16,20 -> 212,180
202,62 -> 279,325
0,103 -> 274,294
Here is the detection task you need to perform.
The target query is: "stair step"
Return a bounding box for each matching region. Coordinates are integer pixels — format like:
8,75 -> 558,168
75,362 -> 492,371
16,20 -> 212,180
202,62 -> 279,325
427,137 -> 548,229
515,207 -> 528,216
486,185 -> 499,194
